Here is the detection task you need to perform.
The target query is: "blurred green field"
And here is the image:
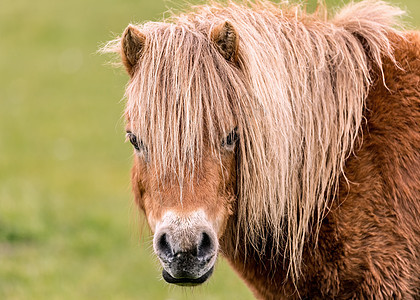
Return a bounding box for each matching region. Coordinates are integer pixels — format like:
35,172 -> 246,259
0,0 -> 418,299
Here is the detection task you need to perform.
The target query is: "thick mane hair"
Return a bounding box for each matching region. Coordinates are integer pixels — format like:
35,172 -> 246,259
102,0 -> 405,281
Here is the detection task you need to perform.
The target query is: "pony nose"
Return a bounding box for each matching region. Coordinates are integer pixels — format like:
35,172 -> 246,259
152,211 -> 219,284
155,230 -> 216,263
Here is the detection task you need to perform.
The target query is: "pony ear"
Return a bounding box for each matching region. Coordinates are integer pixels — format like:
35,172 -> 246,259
121,24 -> 146,75
210,21 -> 239,63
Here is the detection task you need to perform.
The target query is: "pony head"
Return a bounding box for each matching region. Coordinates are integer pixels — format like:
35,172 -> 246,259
122,21 -> 243,285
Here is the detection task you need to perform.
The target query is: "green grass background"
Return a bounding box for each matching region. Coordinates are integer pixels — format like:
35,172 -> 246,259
0,0 -> 418,299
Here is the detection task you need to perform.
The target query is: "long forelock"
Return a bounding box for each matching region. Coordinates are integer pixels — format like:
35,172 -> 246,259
125,23 -> 248,184
116,0 -> 405,282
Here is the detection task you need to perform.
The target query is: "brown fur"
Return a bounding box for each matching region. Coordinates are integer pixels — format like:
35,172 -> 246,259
129,148 -> 237,236
210,21 -> 239,63
121,25 -> 146,75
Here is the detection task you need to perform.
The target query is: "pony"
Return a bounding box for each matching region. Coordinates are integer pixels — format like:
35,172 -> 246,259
103,0 -> 420,298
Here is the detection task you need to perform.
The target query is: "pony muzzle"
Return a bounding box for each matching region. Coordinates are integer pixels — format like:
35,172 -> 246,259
152,212 -> 218,286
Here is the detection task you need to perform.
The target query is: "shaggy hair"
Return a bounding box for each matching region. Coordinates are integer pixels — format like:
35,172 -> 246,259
102,0 -> 404,280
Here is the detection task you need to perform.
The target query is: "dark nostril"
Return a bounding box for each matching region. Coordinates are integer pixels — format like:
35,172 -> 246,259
197,232 -> 213,259
157,233 -> 172,258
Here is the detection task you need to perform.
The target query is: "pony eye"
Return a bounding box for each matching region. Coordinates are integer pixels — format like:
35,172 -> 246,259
221,128 -> 239,150
126,132 -> 143,151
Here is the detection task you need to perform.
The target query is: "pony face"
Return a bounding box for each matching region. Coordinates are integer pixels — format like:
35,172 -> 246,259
129,128 -> 238,285
120,21 -> 242,285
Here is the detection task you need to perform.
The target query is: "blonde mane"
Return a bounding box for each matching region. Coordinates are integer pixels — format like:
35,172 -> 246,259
103,0 -> 404,280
